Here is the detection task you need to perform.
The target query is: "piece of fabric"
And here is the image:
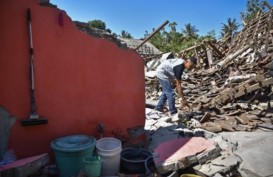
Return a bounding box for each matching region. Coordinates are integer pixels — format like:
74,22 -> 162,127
173,64 -> 184,80
156,58 -> 185,81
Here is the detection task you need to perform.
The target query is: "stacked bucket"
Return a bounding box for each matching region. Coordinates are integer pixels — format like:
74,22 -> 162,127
51,135 -> 122,177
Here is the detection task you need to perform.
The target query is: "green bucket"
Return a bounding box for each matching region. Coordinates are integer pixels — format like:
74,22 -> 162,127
83,156 -> 102,177
51,135 -> 96,177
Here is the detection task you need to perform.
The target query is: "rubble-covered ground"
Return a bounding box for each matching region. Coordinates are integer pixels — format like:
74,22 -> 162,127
144,5 -> 273,177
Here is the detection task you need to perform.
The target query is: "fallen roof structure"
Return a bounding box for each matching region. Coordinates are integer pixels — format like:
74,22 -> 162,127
144,3 -> 273,176
145,3 -> 273,133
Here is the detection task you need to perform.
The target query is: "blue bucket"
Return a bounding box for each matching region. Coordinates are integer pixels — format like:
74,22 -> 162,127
51,135 -> 96,177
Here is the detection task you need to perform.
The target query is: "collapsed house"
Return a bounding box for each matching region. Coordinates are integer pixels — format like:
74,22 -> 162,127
146,3 -> 273,133
1,0 -> 273,177
144,3 -> 273,177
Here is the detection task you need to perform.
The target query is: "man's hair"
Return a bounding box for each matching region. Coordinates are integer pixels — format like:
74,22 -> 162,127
189,57 -> 197,65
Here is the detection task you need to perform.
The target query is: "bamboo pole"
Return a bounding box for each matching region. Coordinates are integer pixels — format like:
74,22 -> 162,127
135,20 -> 169,51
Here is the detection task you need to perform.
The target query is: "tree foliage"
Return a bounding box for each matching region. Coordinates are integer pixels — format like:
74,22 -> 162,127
88,20 -> 106,30
145,21 -> 215,53
242,0 -> 264,23
120,30 -> 133,39
220,18 -> 239,39
182,23 -> 199,40
86,0 -> 264,54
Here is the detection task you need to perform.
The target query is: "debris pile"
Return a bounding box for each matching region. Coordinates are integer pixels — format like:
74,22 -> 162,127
144,4 -> 273,177
145,6 -> 273,133
145,108 -> 241,176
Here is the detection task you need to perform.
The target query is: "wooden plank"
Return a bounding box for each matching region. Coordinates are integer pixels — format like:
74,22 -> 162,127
235,90 -> 247,98
206,41 -> 224,58
262,77 -> 273,86
246,83 -> 260,93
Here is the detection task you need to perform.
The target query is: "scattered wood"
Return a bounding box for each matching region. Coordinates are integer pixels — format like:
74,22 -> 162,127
145,4 -> 273,133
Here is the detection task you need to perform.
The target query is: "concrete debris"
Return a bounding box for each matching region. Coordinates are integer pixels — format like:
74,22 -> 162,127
221,131 -> 273,177
153,137 -> 221,174
145,108 -> 241,175
144,4 -> 273,177
145,5 -> 273,133
194,154 -> 242,177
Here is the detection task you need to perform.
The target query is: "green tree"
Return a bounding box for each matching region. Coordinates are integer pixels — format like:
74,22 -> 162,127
221,18 -> 239,39
147,22 -> 184,53
206,30 -> 216,40
164,22 -> 184,52
120,30 -> 133,39
106,28 -> 112,33
88,20 -> 106,30
198,30 -> 216,42
146,28 -> 165,51
242,0 -> 264,23
182,23 -> 199,40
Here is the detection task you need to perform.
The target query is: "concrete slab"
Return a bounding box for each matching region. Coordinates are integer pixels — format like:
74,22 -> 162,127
153,137 -> 220,174
194,154 -> 241,177
220,131 -> 273,177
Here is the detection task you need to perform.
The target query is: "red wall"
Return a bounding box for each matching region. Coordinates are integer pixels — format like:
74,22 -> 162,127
0,0 -> 145,159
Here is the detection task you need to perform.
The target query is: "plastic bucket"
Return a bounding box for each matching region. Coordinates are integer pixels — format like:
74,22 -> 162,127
95,137 -> 122,176
83,156 -> 102,177
51,135 -> 96,177
120,148 -> 153,174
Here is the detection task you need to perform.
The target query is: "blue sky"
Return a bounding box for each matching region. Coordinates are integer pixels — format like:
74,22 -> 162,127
50,0 -> 273,39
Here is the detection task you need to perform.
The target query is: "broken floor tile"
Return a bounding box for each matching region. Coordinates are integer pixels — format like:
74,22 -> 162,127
218,121 -> 235,132
202,122 -> 222,133
153,137 -> 219,174
209,135 -> 237,152
235,124 -> 248,131
197,144 -> 221,164
194,154 -> 241,177
147,126 -> 180,150
220,131 -> 273,177
236,114 -> 249,125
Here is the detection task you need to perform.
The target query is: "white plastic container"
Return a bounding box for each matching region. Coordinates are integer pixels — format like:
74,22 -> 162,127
95,137 -> 122,176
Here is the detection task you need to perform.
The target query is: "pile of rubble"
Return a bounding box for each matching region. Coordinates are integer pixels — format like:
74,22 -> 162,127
145,5 -> 273,133
143,4 -> 273,177
145,108 -> 241,176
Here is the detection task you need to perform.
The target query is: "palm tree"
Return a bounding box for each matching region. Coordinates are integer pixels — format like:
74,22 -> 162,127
221,18 -> 239,39
243,0 -> 264,23
182,23 -> 199,40
169,22 -> 177,32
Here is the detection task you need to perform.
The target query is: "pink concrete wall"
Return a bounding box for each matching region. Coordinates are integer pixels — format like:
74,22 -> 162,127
0,0 -> 145,159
